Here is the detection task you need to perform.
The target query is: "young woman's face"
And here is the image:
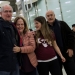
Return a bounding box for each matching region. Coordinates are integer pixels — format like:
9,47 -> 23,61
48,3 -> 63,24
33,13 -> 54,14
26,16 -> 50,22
16,19 -> 25,34
34,20 -> 41,31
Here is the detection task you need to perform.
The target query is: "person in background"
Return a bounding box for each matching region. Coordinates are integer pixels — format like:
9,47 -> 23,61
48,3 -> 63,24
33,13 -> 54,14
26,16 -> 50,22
46,10 -> 75,75
34,16 -> 66,75
72,24 -> 75,62
29,29 -> 33,31
0,4 -> 20,75
72,24 -> 75,34
13,16 -> 38,75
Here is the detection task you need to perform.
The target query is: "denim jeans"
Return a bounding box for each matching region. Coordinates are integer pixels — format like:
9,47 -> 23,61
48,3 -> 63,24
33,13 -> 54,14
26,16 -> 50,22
0,64 -> 19,75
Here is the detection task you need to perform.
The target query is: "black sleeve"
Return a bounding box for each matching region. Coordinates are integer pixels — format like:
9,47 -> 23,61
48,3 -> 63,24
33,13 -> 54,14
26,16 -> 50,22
61,21 -> 74,50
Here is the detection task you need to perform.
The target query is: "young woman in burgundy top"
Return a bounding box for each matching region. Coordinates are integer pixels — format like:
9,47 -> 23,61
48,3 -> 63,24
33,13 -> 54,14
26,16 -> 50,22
13,17 -> 38,75
34,16 -> 66,75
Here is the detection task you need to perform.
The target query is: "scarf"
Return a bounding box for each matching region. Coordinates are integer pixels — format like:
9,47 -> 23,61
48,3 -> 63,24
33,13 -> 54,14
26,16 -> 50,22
48,19 -> 63,52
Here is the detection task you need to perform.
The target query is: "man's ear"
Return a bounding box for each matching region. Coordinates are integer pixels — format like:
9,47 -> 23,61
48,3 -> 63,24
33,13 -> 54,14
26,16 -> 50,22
0,12 -> 1,16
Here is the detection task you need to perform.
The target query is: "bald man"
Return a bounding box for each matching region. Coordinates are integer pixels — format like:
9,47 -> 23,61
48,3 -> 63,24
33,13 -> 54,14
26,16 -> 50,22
46,10 -> 75,75
0,5 -> 20,75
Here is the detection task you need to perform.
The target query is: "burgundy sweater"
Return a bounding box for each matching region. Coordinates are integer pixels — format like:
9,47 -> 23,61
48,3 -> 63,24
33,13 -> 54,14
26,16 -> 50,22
35,36 -> 56,60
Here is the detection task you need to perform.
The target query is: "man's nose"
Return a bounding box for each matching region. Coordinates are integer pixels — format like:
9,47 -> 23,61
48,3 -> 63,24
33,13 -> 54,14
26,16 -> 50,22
49,16 -> 51,18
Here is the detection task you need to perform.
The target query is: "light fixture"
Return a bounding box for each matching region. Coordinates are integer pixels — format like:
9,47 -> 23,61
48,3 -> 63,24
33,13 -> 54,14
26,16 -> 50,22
59,15 -> 61,16
65,1 -> 71,4
16,0 -> 20,2
66,10 -> 71,12
56,7 -> 60,9
36,9 -> 41,12
20,13 -> 23,15
24,0 -> 29,1
13,12 -> 16,15
30,14 -> 35,17
0,1 -> 2,4
37,9 -> 41,12
12,17 -> 15,19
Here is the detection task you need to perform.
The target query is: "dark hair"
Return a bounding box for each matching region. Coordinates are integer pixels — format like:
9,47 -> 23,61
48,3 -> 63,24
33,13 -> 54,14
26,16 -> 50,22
14,16 -> 28,34
72,24 -> 75,27
34,16 -> 55,45
29,29 -> 33,31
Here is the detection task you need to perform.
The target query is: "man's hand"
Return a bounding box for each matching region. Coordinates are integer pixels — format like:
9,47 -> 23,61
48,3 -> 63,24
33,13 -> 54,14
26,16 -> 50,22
66,49 -> 73,57
13,44 -> 20,53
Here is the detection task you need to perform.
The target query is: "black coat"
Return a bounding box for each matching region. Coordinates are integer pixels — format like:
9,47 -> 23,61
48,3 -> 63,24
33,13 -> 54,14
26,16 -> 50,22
60,21 -> 74,52
48,20 -> 74,59
0,18 -> 20,72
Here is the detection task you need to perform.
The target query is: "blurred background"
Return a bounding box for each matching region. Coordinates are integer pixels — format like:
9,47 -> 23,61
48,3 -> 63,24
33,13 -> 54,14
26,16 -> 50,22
0,0 -> 74,30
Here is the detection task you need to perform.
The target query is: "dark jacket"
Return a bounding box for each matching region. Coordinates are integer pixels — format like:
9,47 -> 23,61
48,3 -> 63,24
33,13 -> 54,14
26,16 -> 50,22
0,18 -> 20,72
60,21 -> 74,52
72,30 -> 75,48
48,19 -> 74,59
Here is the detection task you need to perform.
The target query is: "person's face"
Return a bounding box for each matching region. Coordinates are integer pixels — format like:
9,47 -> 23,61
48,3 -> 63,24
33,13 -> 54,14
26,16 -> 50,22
16,19 -> 25,34
1,6 -> 12,21
34,20 -> 41,31
46,11 -> 55,24
72,27 -> 75,32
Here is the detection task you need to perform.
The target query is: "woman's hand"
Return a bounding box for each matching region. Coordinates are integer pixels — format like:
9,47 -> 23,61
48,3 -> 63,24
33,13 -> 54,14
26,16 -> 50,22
61,56 -> 66,62
13,44 -> 20,53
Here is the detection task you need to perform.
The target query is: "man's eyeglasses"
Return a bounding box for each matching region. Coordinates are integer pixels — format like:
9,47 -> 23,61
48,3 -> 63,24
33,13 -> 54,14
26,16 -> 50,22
3,10 -> 13,13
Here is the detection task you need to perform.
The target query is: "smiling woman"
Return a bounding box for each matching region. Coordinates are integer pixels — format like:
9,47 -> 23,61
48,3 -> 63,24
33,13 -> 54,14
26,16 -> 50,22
14,16 -> 38,75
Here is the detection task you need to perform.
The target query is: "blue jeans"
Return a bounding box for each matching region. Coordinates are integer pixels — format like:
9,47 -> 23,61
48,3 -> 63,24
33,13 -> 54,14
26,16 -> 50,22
0,64 -> 19,75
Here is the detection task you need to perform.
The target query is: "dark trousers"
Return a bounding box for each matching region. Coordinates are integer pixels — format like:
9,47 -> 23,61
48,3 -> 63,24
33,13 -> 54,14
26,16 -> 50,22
37,59 -> 62,75
0,64 -> 19,75
58,57 -> 75,75
73,49 -> 75,62
20,68 -> 38,75
63,57 -> 75,75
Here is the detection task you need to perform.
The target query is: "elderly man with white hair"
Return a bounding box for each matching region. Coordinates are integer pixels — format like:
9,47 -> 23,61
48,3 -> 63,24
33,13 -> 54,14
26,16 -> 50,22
0,4 -> 20,75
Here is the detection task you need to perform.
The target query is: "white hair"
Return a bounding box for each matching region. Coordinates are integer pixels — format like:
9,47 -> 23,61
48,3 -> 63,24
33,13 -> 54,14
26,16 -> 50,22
1,4 -> 13,12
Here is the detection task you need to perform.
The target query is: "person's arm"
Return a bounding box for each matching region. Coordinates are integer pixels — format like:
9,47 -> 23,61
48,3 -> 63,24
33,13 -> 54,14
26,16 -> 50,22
20,32 -> 36,53
13,32 -> 36,53
53,40 -> 66,62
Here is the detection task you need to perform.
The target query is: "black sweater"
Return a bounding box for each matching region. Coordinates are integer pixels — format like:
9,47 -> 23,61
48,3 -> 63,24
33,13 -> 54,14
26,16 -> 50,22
0,17 -> 20,72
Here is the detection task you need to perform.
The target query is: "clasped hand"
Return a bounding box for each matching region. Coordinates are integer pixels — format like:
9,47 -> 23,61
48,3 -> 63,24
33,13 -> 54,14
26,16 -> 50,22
13,44 -> 20,53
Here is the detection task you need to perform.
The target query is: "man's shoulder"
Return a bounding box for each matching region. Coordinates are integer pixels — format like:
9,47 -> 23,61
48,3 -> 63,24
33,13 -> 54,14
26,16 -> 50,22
58,20 -> 68,27
0,18 -> 3,25
0,17 -> 4,24
59,20 -> 67,24
0,17 -> 4,21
